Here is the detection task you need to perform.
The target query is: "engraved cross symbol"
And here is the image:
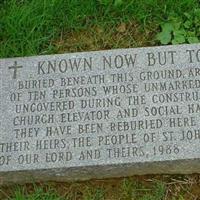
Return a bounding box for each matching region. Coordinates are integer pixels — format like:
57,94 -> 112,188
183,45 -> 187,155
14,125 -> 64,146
9,61 -> 23,79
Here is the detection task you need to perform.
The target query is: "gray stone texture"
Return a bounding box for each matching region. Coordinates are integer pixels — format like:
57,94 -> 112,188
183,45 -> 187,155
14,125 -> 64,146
0,44 -> 200,185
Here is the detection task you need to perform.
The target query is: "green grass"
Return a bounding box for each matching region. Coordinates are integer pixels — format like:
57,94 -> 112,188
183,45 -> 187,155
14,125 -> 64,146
0,0 -> 199,58
0,179 -> 166,200
1,184 -> 64,200
119,179 -> 166,200
1,175 -> 199,200
10,186 -> 63,200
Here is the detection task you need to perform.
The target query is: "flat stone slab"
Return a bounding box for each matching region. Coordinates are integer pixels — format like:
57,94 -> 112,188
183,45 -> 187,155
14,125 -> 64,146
1,44 -> 200,185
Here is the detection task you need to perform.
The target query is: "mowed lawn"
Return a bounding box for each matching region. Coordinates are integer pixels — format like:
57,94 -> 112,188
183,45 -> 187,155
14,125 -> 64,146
1,0 -> 199,58
0,0 -> 200,200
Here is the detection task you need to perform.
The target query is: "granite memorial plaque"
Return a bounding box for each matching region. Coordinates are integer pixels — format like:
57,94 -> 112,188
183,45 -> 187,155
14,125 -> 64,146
0,44 -> 200,184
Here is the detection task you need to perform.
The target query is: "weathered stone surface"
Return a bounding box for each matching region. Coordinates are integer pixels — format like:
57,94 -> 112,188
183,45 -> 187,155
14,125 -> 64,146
0,44 -> 200,185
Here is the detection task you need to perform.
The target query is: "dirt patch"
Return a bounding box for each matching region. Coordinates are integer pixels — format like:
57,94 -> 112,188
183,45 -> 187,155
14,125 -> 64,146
54,21 -> 157,54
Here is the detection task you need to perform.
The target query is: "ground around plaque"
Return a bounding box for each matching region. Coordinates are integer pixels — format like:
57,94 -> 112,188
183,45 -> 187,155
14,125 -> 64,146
1,0 -> 200,58
0,175 -> 200,200
0,178 -> 169,199
1,0 -> 200,199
